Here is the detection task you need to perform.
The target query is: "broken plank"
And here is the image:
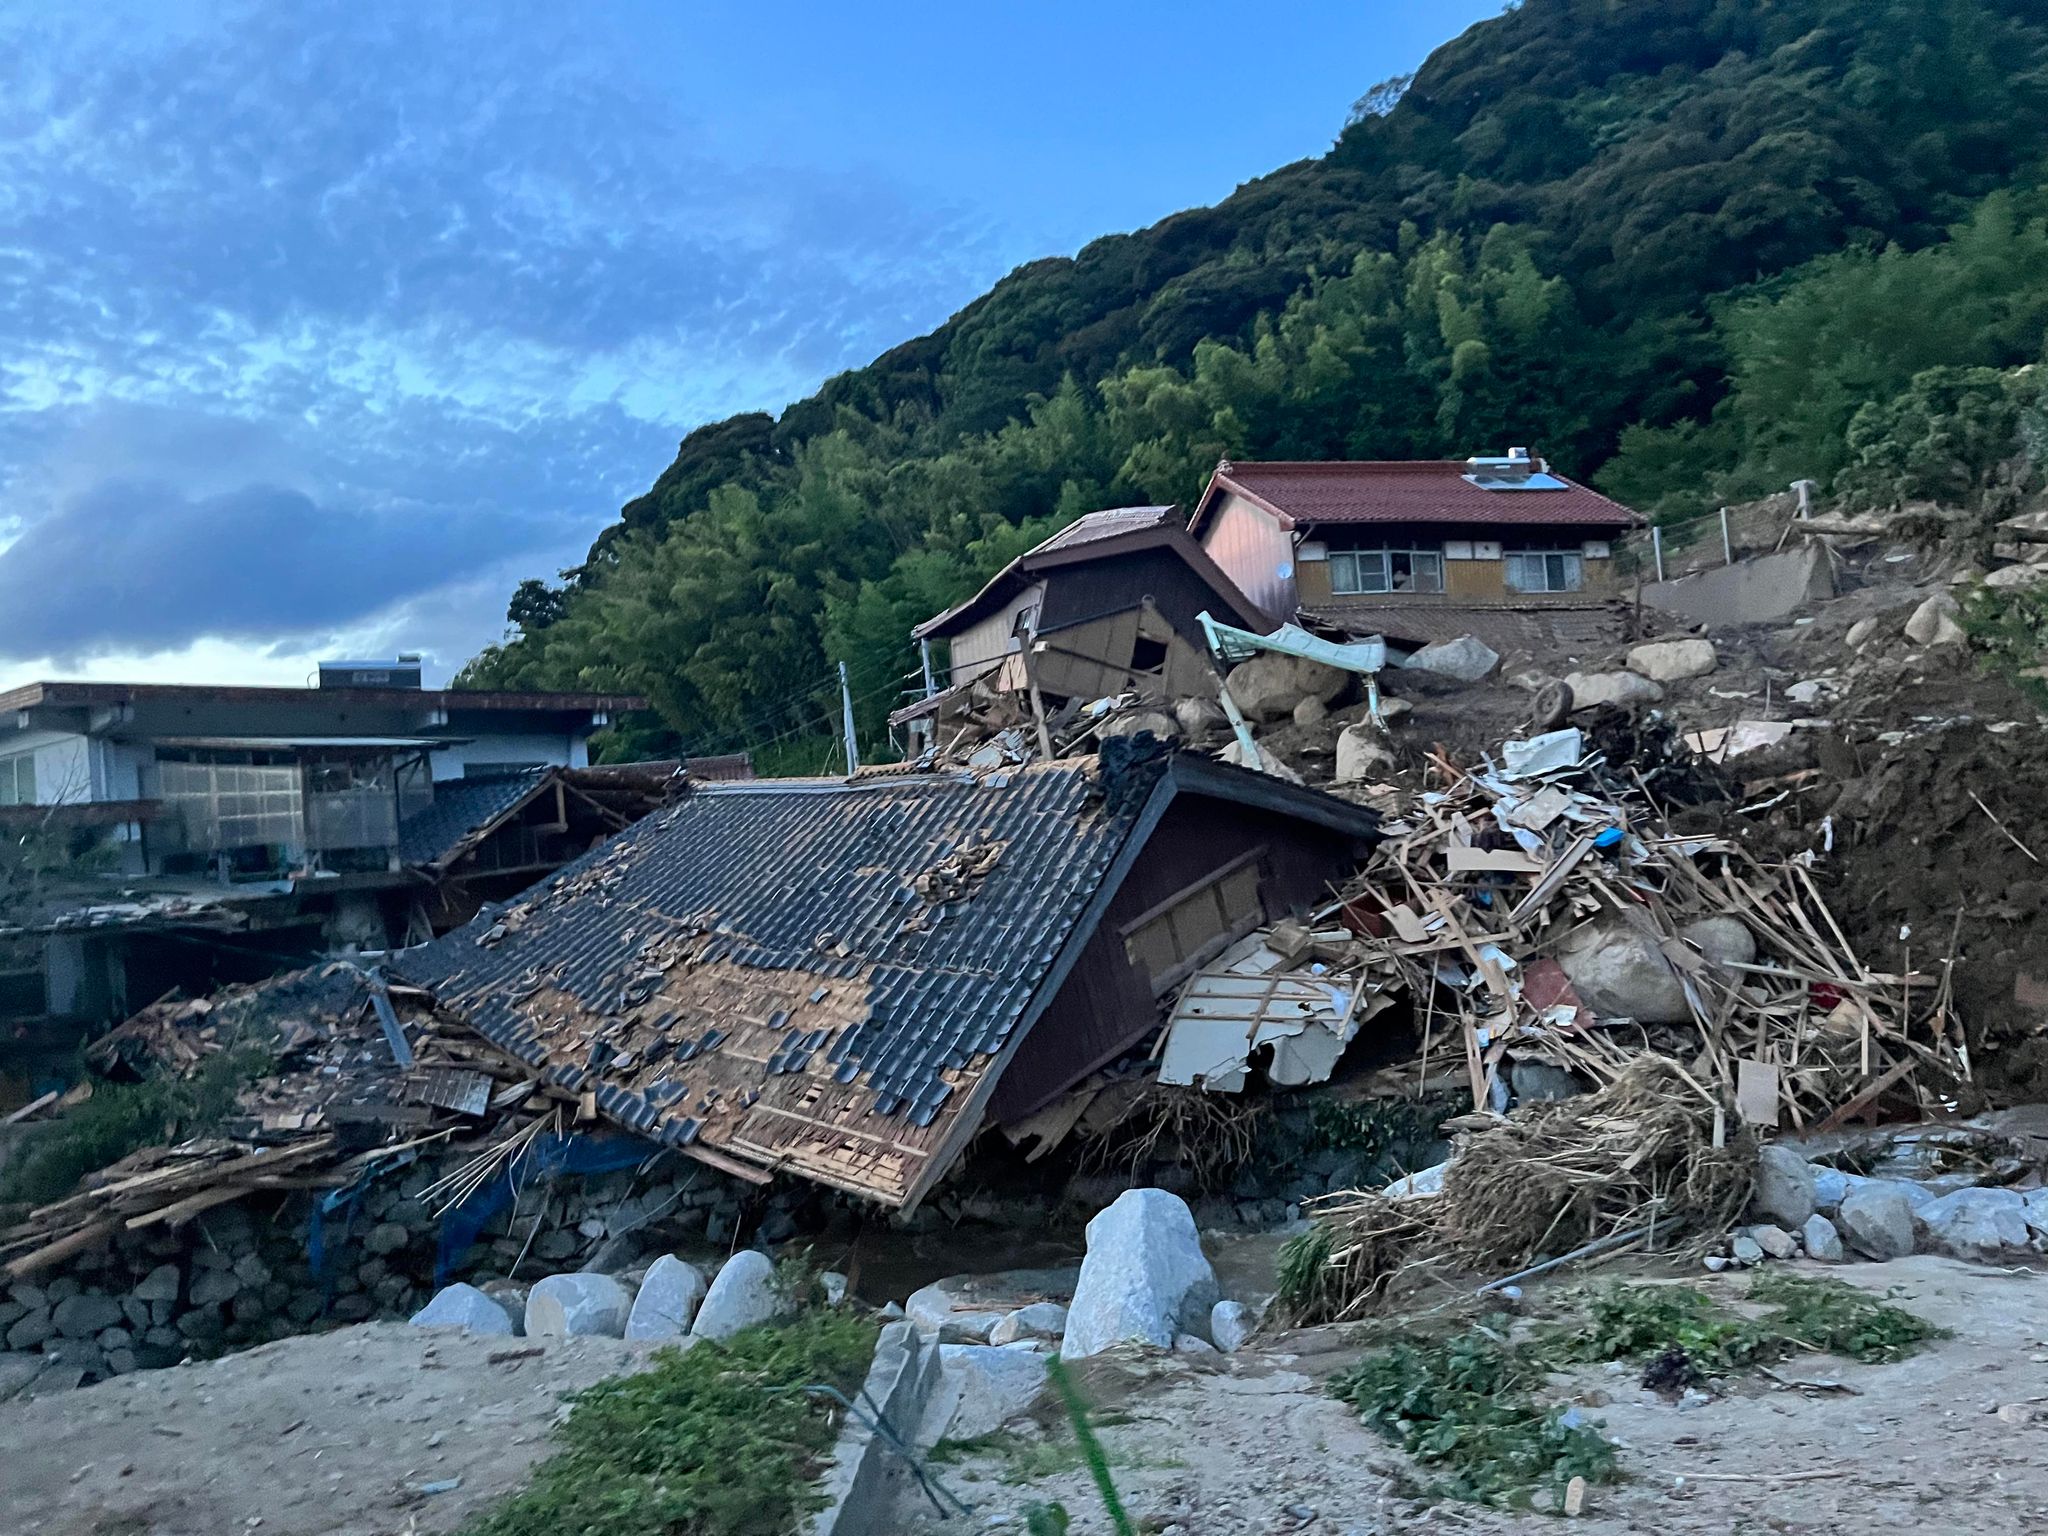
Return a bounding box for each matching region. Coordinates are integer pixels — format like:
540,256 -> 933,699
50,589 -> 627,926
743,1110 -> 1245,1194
2,1217 -> 123,1281
1444,845 -> 1546,875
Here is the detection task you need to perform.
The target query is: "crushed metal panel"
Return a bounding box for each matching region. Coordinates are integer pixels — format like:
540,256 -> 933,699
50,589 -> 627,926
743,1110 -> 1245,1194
1159,936 -> 1388,1092
403,1066 -> 493,1118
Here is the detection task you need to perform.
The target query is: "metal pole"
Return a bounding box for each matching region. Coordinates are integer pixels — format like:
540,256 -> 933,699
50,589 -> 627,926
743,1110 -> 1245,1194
918,638 -> 936,700
1651,525 -> 1665,583
838,661 -> 859,776
1719,506 -> 1734,566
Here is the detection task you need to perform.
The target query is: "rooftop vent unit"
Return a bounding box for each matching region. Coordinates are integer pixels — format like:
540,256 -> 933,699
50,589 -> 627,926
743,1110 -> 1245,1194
1464,446 -> 1568,492
317,655 -> 424,690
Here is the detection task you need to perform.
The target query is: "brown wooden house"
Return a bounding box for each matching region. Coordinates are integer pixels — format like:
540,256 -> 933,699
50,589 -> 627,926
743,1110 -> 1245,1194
893,506 -> 1270,734
1189,452 -> 1641,651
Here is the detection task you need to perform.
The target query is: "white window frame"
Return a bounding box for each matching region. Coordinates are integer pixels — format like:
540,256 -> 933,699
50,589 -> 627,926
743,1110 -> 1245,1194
1505,549 -> 1586,594
0,752 -> 35,807
1327,547 -> 1445,596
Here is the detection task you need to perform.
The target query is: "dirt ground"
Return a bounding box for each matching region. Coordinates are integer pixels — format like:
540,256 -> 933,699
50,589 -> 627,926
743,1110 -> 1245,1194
898,1256 -> 2048,1535
0,1323 -> 663,1536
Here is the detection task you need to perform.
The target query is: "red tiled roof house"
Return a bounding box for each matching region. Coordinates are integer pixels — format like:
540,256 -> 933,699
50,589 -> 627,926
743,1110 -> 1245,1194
1187,452 -> 1641,644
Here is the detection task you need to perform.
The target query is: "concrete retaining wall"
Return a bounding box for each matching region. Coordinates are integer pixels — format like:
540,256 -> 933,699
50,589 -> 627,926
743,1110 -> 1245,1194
807,1319 -> 944,1536
1641,543 -> 1835,629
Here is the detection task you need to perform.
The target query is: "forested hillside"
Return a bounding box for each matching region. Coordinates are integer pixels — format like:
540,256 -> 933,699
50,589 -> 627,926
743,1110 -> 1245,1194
461,0 -> 2048,762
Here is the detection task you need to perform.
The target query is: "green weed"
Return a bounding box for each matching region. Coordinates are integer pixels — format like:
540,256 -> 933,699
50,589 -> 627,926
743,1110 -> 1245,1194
1746,1272 -> 1946,1363
1330,1330 -> 1617,1508
460,1309 -> 876,1536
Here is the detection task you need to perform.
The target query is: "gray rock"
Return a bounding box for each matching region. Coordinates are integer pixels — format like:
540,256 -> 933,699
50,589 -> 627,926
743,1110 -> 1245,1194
1845,616 -> 1880,648
905,1268 -> 1079,1345
120,1297 -> 150,1331
1626,638 -> 1717,682
1401,635 -> 1501,684
1172,696 -> 1228,738
1334,722 -> 1397,784
988,1302 -> 1068,1347
189,1269 -> 240,1307
1173,1333 -> 1218,1354
410,1283 -> 517,1335
364,1223 -> 411,1256
1904,592 -> 1963,646
175,1305 -> 226,1339
330,1295 -> 374,1322
819,1271 -> 850,1307
7,1284 -> 46,1310
1915,1188 -> 2032,1263
2023,1189 -> 2048,1241
1564,670 -> 1665,711
1101,708 -> 1181,742
132,1264 -> 181,1303
0,1354 -> 48,1398
1984,563 -> 2048,591
6,1310 -> 54,1350
1802,1214 -> 1845,1263
1837,1183 -> 1917,1260
1557,918 -> 1689,1023
1680,915 -> 1758,971
96,1326 -> 133,1350
690,1251 -> 791,1340
1062,1189 -> 1219,1361
625,1256 -> 709,1340
104,1348 -> 139,1376
46,1278 -> 79,1303
1813,1169 -> 1934,1217
525,1273 -> 631,1339
232,1254 -> 272,1287
51,1294 -> 123,1339
1220,736 -> 1304,783
1730,1235 -> 1765,1265
916,1344 -> 1050,1444
1754,1146 -> 1818,1227
1748,1224 -> 1797,1260
1224,652 -> 1351,722
1210,1299 -> 1255,1353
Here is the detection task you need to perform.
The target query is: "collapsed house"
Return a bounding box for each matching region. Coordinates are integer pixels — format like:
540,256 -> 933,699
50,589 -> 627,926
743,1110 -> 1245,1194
890,506 -> 1271,753
0,666 -> 659,1092
394,744 -> 1380,1208
1188,452 -> 1641,654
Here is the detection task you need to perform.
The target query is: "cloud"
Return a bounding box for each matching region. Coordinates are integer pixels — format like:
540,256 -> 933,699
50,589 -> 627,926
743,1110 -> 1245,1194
0,478 -> 558,664
0,0 -> 1019,672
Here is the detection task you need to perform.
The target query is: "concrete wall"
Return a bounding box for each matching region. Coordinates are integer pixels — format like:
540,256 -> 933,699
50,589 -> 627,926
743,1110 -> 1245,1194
426,732 -> 589,780
1640,543 -> 1835,629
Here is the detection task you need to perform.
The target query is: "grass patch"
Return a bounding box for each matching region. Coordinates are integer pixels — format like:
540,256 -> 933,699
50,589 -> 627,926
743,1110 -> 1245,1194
0,1045 -> 271,1208
1330,1329 -> 1618,1508
461,1309 -> 876,1536
1547,1275 -> 1943,1374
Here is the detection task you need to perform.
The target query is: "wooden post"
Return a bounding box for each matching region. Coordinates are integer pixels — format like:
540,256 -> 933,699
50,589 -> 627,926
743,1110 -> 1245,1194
1019,643 -> 1056,761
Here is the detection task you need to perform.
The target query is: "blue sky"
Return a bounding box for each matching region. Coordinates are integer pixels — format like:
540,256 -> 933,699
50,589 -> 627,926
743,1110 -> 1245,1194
0,0 -> 1497,687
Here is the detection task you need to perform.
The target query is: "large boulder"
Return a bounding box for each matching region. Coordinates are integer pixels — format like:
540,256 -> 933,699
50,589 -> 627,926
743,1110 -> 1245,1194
1984,563 -> 2048,591
1564,670 -> 1665,711
1401,635 -> 1500,683
1679,915 -> 1757,971
691,1250 -> 792,1340
915,1344 -> 1050,1444
1061,1189 -> 1219,1361
1210,1299 -> 1256,1354
1626,638 -> 1717,682
1334,722 -> 1398,784
625,1256 -> 709,1340
1915,1188 -> 2033,1263
410,1283 -> 517,1335
1223,653 -> 1349,723
1099,710 -> 1180,742
1813,1169 -> 1935,1217
1557,919 -> 1690,1023
1904,592 -> 1964,646
1836,1183 -> 1917,1260
526,1273 -> 631,1339
1753,1145 -> 1817,1228
1802,1214 -> 1846,1263
1173,696 -> 1228,738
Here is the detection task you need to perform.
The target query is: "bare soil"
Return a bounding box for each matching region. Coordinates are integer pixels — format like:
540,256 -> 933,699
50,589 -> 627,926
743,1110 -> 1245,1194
0,1323 -> 662,1536
900,1256 -> 2048,1535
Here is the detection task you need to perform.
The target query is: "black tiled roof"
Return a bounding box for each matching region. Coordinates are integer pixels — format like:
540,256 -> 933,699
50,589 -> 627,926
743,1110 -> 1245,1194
393,748 -> 1376,1203
397,770 -> 548,867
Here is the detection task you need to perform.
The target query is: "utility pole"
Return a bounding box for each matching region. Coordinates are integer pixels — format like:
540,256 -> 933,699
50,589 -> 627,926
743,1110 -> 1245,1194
838,661 -> 860,776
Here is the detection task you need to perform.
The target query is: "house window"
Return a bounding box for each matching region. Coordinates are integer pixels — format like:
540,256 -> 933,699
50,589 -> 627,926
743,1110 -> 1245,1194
1121,849 -> 1267,995
0,752 -> 35,807
1328,548 -> 1444,595
1505,550 -> 1585,593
